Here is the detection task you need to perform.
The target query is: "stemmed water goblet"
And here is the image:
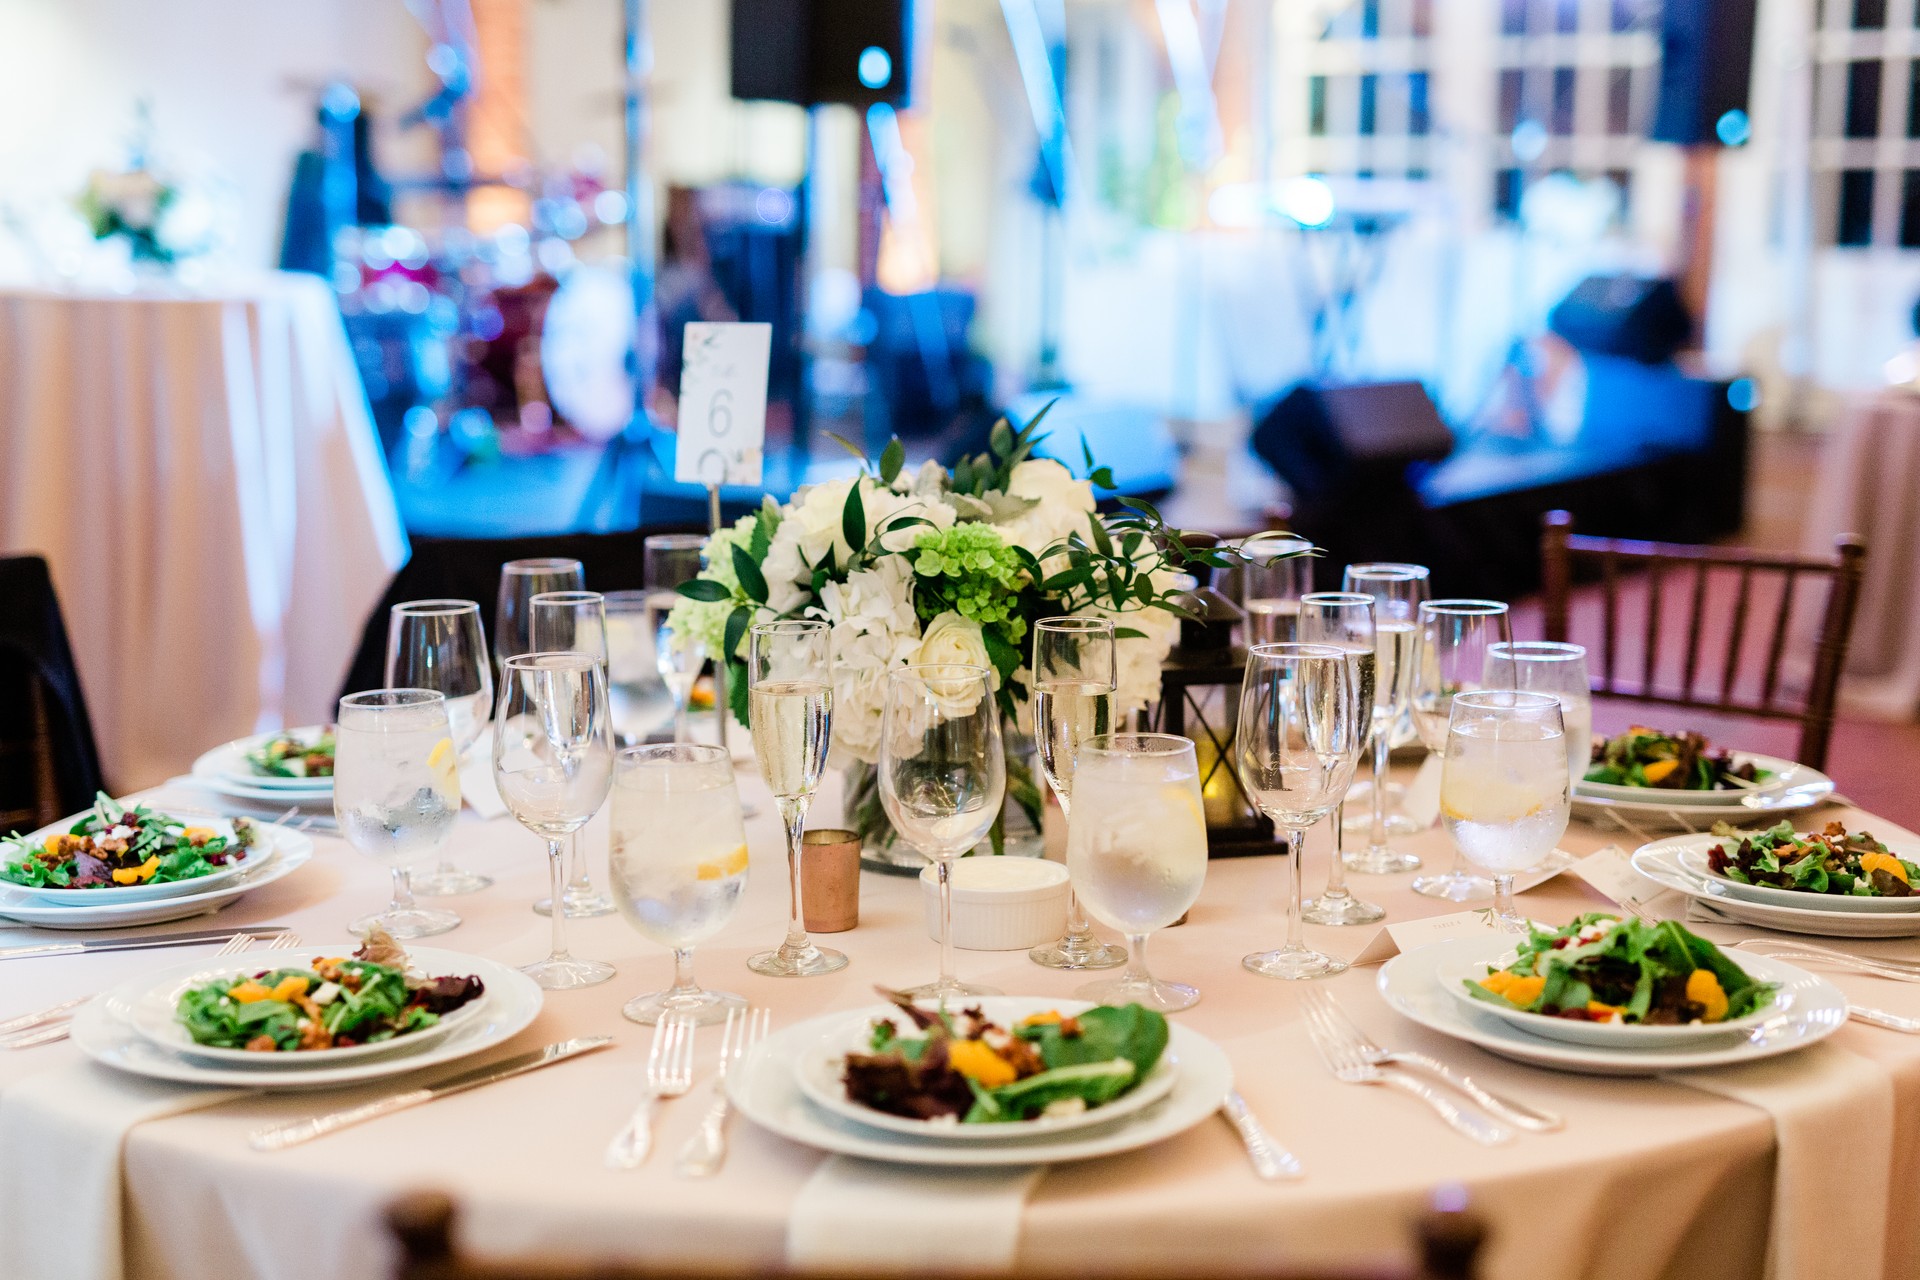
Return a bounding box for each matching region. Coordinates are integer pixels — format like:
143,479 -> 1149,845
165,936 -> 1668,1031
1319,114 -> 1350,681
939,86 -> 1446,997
1341,562 -> 1430,872
527,590 -> 618,920
1027,617 -> 1126,971
1296,594 -> 1384,926
495,558 -> 585,672
1234,644 -> 1367,980
881,664 -> 1007,1001
494,652 -> 617,988
645,534 -> 710,745
1440,690 -> 1570,931
745,619 -> 847,977
1239,533 -> 1316,645
609,743 -> 748,1025
385,599 -> 493,895
333,689 -> 463,938
1409,600 -> 1511,901
1487,642 -> 1592,801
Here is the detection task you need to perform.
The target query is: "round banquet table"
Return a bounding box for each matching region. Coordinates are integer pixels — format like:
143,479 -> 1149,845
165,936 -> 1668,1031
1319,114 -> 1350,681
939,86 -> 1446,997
0,273 -> 407,789
3,765 -> 1920,1280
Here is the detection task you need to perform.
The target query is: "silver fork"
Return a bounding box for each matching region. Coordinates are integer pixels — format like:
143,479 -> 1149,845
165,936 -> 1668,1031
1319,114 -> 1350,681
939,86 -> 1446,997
1733,939 -> 1920,983
605,1016 -> 696,1169
1301,995 -> 1513,1146
1306,993 -> 1562,1132
675,1006 -> 769,1178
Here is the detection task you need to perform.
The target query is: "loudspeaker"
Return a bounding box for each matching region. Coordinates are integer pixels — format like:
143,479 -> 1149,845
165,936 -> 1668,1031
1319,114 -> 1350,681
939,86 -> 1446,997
1547,275 -> 1693,365
1250,381 -> 1454,503
730,0 -> 914,108
1649,0 -> 1758,146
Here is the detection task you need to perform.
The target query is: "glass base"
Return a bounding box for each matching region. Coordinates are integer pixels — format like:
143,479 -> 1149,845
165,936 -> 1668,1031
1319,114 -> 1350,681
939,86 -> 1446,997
1344,848 -> 1422,875
532,889 -> 618,918
1076,973 -> 1199,1012
1029,934 -> 1127,970
521,955 -> 617,989
1243,946 -> 1348,981
413,868 -> 493,896
622,987 -> 744,1026
1412,871 -> 1496,901
351,907 -> 459,939
899,977 -> 1002,1003
1302,892 -> 1386,926
747,941 -> 849,977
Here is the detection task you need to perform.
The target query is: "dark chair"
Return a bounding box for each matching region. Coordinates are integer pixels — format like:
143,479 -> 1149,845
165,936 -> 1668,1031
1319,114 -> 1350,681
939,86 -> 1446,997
0,556 -> 105,827
386,1190 -> 1486,1280
337,527 -> 708,701
1540,509 -> 1867,771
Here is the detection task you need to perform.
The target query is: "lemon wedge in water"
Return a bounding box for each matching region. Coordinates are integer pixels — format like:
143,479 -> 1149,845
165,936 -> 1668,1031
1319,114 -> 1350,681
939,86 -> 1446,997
427,737 -> 461,802
695,845 -> 750,880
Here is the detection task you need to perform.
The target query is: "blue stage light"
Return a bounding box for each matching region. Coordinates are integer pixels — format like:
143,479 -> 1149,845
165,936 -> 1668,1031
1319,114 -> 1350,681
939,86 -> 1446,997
1716,110 -> 1751,147
858,46 -> 893,90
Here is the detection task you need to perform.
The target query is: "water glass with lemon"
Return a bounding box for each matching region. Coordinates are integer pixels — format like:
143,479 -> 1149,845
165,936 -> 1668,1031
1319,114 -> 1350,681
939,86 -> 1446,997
334,689 -> 463,938
609,743 -> 749,1025
1439,690 -> 1570,931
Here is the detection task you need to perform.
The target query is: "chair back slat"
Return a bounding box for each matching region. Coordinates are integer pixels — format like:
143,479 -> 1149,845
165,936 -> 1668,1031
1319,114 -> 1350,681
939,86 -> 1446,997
1641,559 -> 1663,700
1680,561 -> 1709,702
1760,566 -> 1798,712
1721,565 -> 1754,705
1600,550 -> 1620,690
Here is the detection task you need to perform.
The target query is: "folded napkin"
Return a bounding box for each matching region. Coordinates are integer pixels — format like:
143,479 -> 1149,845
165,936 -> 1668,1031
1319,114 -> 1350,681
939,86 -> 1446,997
0,1063 -> 248,1280
1665,1043 -> 1894,1280
786,1157 -> 1045,1272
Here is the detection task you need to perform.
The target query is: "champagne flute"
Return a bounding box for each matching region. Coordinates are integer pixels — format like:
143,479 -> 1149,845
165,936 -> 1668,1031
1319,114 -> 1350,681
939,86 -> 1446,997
1296,594 -> 1384,926
1341,562 -> 1430,872
494,652 -> 617,988
1487,642 -> 1592,797
645,534 -> 709,745
1069,733 -> 1209,1012
881,664 -> 1006,1001
609,743 -> 748,1025
1440,690 -> 1570,931
385,599 -> 493,895
745,619 -> 847,977
333,689 -> 462,938
494,557 -> 585,674
1234,644 -> 1367,980
1027,617 -> 1126,971
1239,533 -> 1316,645
1410,600 -> 1511,901
528,590 -> 618,920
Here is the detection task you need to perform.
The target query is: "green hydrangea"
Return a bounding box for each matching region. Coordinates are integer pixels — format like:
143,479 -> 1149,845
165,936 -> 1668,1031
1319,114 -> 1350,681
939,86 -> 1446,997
910,523 -> 1026,637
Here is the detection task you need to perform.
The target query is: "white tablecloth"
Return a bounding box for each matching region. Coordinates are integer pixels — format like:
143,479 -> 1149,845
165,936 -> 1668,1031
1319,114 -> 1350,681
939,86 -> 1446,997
0,273 -> 406,787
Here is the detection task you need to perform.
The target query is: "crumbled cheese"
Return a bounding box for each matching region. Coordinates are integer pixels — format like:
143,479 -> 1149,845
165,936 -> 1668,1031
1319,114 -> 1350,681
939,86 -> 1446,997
310,981 -> 341,1005
1041,1097 -> 1087,1118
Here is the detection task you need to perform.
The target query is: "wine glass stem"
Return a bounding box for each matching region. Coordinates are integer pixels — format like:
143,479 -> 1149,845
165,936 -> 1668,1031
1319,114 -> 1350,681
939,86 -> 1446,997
1286,826 -> 1308,951
778,795 -> 811,952
1369,729 -> 1391,847
1122,933 -> 1152,988
389,867 -> 416,915
1324,802 -> 1350,898
564,831 -> 590,897
1055,790 -> 1093,940
1494,873 -> 1520,929
545,838 -> 572,962
673,698 -> 690,745
668,947 -> 699,998
938,860 -> 956,997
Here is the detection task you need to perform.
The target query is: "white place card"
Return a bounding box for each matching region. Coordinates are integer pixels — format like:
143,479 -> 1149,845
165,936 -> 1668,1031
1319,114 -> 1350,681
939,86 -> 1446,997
675,321 -> 770,486
1568,844 -> 1669,915
1402,752 -> 1444,829
1349,908 -> 1532,966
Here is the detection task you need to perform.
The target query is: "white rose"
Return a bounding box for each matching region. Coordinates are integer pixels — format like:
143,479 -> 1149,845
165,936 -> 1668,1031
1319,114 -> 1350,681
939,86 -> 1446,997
997,458 -> 1099,563
911,611 -> 993,676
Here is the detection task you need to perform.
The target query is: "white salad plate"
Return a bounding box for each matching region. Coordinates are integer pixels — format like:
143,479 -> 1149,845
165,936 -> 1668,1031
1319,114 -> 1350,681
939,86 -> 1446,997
0,823 -> 312,929
730,997 -> 1232,1166
71,946 -> 541,1090
2,812 -> 260,906
1380,938 -> 1846,1076
793,999 -> 1180,1141
191,729 -> 335,795
1572,756 -> 1832,830
127,951 -> 491,1066
1575,751 -> 1796,807
1670,836 -> 1920,915
1632,839 -> 1920,938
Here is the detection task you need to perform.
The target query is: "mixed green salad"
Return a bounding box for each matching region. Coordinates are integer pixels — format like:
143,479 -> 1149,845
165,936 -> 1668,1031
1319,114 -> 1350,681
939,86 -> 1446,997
1465,913 -> 1777,1026
1708,820 -> 1918,898
1584,727 -> 1766,792
247,730 -> 335,779
0,793 -> 253,891
842,992 -> 1168,1124
174,933 -> 484,1053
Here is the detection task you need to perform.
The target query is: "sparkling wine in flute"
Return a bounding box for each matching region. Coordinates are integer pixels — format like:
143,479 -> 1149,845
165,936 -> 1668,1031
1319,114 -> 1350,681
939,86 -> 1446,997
1371,621 -> 1418,728
749,679 -> 832,799
1032,681 -> 1113,802
1244,597 -> 1301,646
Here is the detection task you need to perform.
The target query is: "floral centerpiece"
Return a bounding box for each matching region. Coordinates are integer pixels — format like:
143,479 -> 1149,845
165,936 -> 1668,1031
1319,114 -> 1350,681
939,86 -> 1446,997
670,405 -> 1229,862
78,165 -> 184,265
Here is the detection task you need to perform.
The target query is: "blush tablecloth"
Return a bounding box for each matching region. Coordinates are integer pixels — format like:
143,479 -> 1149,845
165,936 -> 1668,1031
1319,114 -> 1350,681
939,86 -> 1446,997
1,767 -> 1917,1280
0,273 -> 407,788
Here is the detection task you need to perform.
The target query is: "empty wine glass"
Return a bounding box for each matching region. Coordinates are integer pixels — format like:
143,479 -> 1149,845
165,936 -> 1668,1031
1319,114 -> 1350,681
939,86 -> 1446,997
881,664 -> 1006,1001
646,534 -> 709,745
1235,644 -> 1367,980
494,653 -> 617,988
1342,562 -> 1430,872
745,619 -> 846,977
1296,594 -> 1384,926
494,557 -> 585,674
1440,690 -> 1570,931
1487,642 -> 1591,799
528,590 -> 618,921
609,743 -> 748,1025
333,690 -> 463,938
1409,600 -> 1511,902
385,599 -> 493,896
605,590 -> 673,745
1240,533 -> 1316,645
1069,734 -> 1209,1012
1027,617 -> 1125,971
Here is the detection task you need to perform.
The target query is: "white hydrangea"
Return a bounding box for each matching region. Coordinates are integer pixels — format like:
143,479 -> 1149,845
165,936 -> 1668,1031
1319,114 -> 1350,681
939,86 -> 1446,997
809,555 -> 923,766
995,459 -> 1098,564
762,475 -> 956,614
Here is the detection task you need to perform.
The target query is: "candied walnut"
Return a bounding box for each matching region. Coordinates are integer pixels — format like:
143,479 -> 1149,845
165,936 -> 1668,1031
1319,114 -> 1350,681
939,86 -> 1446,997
244,1035 -> 278,1052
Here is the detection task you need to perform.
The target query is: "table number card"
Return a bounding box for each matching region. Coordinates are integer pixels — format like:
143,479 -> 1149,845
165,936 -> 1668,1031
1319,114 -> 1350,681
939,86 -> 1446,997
675,322 -> 770,487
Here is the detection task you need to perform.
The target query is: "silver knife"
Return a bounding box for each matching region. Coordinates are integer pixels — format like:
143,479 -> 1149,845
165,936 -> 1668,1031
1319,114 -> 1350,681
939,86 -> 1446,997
1219,1090 -> 1303,1180
0,925 -> 295,962
248,1037 -> 615,1151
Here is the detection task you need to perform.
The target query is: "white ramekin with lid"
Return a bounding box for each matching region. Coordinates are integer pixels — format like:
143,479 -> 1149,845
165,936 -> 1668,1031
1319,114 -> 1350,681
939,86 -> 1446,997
920,856 -> 1071,951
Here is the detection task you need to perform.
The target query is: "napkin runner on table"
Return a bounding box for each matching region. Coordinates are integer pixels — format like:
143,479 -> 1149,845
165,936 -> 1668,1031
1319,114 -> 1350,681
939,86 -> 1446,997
786,1157 -> 1045,1272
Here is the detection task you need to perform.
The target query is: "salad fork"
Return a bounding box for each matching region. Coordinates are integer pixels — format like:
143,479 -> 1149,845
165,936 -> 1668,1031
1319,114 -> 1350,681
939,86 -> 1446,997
675,1006 -> 770,1178
1304,993 -> 1563,1133
1732,939 -> 1920,983
605,1016 -> 695,1169
1301,996 -> 1513,1146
